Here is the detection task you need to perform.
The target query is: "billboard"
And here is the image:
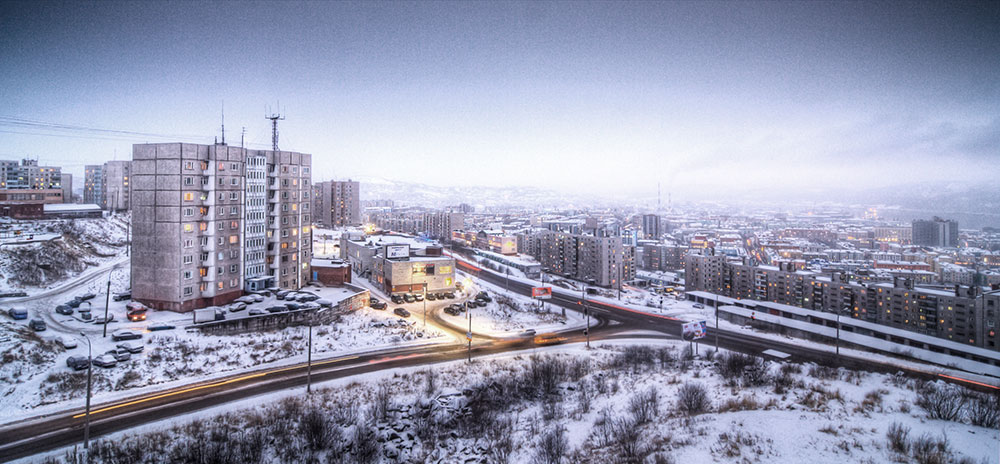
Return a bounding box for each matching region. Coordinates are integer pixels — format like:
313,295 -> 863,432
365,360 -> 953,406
531,286 -> 553,299
385,244 -> 410,259
681,320 -> 707,341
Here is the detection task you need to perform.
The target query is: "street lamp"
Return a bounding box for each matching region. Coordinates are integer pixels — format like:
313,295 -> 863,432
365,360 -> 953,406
582,287 -> 590,348
306,307 -> 329,394
836,306 -> 848,357
80,332 -> 93,450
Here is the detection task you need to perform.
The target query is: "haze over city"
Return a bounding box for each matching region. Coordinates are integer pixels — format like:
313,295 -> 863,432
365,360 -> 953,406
3,1 -> 998,200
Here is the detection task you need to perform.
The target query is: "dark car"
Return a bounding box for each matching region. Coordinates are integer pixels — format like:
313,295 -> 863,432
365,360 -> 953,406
66,356 -> 90,371
466,301 -> 477,309
444,292 -> 456,299
403,294 -> 415,303
435,293 -> 446,300
275,290 -> 291,300
475,299 -> 489,307
284,302 -> 302,311
476,293 -> 491,302
29,319 -> 46,331
371,300 -> 387,310
79,292 -> 97,301
112,291 -> 132,301
111,330 -> 142,341
148,323 -> 175,331
55,304 -> 74,315
266,305 -> 286,313
425,293 -> 437,301
297,294 -> 319,302
394,307 -> 411,318
391,294 -> 404,304
66,298 -> 83,308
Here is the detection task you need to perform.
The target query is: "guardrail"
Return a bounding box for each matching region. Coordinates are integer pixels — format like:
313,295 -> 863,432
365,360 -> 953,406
191,288 -> 370,336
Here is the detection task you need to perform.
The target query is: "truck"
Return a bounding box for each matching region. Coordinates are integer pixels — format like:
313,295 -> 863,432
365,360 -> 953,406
193,307 -> 225,323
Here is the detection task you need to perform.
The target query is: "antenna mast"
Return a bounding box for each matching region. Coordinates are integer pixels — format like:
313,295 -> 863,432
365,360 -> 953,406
265,105 -> 284,152
221,101 -> 225,145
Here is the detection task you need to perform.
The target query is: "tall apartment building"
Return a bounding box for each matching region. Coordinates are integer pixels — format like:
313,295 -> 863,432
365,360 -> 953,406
913,218 -> 959,248
84,164 -> 104,205
314,179 -> 360,227
685,254 -> 1000,350
521,230 -> 635,287
640,243 -> 688,271
641,214 -> 661,239
131,143 -> 311,312
372,210 -> 464,242
104,160 -> 131,211
0,159 -> 63,190
61,173 -> 73,203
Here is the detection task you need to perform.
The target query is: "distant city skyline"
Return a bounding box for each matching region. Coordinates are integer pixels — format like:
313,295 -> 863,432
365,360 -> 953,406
2,1 -> 997,198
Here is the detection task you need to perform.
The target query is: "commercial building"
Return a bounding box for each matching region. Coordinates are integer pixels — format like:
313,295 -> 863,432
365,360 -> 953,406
451,229 -> 518,255
520,229 -> 635,288
130,143 -> 312,312
913,218 -> 959,248
314,179 -> 361,227
340,233 -> 456,294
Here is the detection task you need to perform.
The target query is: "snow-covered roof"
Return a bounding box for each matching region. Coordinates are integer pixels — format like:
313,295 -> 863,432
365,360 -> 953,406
43,203 -> 101,212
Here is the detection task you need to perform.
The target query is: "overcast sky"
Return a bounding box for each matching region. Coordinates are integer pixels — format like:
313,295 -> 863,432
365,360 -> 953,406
1,1 -> 997,199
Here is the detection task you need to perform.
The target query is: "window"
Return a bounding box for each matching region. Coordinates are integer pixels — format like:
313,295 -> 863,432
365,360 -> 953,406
184,177 -> 193,186
200,161 -> 208,170
199,267 -> 208,277
231,163 -> 238,170
218,282 -> 224,290
200,252 -> 208,261
217,222 -> 224,231
231,178 -> 238,185
218,177 -> 224,186
218,162 -> 225,171
230,264 -> 237,273
230,192 -> 238,200
185,161 -> 193,170
218,266 -> 224,275
183,255 -> 193,264
184,223 -> 193,233
184,207 -> 193,217
184,192 -> 194,201
229,235 -> 238,244
183,270 -> 192,280
183,286 -> 193,296
184,239 -> 193,248
231,220 -> 238,229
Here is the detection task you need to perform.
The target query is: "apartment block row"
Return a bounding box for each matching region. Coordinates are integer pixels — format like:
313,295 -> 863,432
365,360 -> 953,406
312,179 -> 360,228
371,211 -> 465,241
518,229 -> 635,288
130,143 -> 312,312
685,251 -> 1000,351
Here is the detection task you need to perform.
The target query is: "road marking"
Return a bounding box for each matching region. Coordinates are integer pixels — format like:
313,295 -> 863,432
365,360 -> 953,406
368,353 -> 424,364
938,373 -> 1000,390
70,355 -> 361,419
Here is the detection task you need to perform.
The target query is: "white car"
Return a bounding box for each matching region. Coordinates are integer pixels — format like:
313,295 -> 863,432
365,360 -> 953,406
117,341 -> 144,354
58,336 -> 78,349
249,294 -> 265,303
92,354 -> 118,368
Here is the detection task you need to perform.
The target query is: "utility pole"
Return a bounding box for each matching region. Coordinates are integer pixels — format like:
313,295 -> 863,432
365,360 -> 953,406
81,332 -> 92,450
715,293 -> 720,352
467,307 -> 472,363
307,308 -> 328,393
102,276 -> 111,337
836,307 -> 846,357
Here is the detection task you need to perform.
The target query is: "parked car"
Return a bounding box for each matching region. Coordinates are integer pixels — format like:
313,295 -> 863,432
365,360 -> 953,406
66,356 -> 90,371
301,302 -> 321,310
105,348 -> 131,362
148,323 -> 174,331
371,300 -> 387,310
92,354 -> 118,368
79,292 -> 97,301
414,293 -> 424,302
228,302 -> 248,312
434,293 -> 445,300
112,291 -> 132,301
55,304 -> 74,315
249,294 -> 265,302
443,292 -> 456,299
8,307 -> 27,320
297,294 -> 319,302
235,296 -> 256,304
693,303 -> 705,309
519,329 -> 537,338
66,298 -> 83,308
111,330 -> 142,341
394,307 -> 411,318
466,301 -> 478,309
29,319 -> 46,331
476,292 -> 491,302
391,294 -> 404,304
117,341 -> 144,353
266,305 -> 286,313
475,299 -> 488,308
403,294 -> 415,303
59,336 -> 78,349
425,293 -> 437,301
93,314 -> 115,324
127,307 -> 147,322
284,302 -> 302,311
249,308 -> 268,316
316,299 -> 333,307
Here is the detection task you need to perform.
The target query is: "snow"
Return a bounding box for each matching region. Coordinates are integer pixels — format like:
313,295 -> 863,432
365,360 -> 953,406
19,338 -> 1000,464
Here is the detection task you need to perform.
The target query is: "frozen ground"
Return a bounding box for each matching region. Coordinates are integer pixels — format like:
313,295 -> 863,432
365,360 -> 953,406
0,284 -> 448,424
25,339 -> 999,464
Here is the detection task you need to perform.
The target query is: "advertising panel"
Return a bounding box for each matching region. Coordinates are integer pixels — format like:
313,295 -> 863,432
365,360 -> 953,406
681,320 -> 708,341
385,244 -> 409,259
531,286 -> 553,299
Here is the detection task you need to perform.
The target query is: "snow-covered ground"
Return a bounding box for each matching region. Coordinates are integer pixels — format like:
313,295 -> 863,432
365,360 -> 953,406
23,339 -> 999,464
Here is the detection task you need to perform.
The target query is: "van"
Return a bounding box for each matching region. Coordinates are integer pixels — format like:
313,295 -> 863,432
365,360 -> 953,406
8,308 -> 28,320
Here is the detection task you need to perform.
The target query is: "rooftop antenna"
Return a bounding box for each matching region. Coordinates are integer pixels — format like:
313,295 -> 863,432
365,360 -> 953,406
241,126 -> 246,149
657,181 -> 661,212
220,100 -> 226,145
265,103 -> 284,152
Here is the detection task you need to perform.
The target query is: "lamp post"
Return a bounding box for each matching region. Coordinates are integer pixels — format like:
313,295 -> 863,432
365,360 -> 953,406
306,307 -> 329,394
836,306 -> 847,357
715,293 -> 720,352
467,304 -> 472,363
102,274 -> 111,338
81,332 -> 93,450
422,283 -> 427,330
582,287 -> 590,348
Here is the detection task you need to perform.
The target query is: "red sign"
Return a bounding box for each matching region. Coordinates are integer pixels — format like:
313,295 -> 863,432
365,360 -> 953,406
531,287 -> 553,299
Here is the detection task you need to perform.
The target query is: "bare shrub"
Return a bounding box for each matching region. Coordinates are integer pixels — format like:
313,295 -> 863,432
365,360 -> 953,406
910,433 -> 949,464
628,387 -> 659,424
917,382 -> 966,421
375,382 -> 393,421
965,391 -> 999,427
612,416 -> 647,464
855,388 -> 888,414
715,352 -> 756,381
533,424 -> 568,464
718,395 -> 761,413
610,345 -> 657,372
807,364 -> 839,380
424,368 -> 437,397
352,422 -> 380,464
886,422 -> 910,455
300,405 -> 332,452
676,382 -> 710,416
486,414 -> 517,464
